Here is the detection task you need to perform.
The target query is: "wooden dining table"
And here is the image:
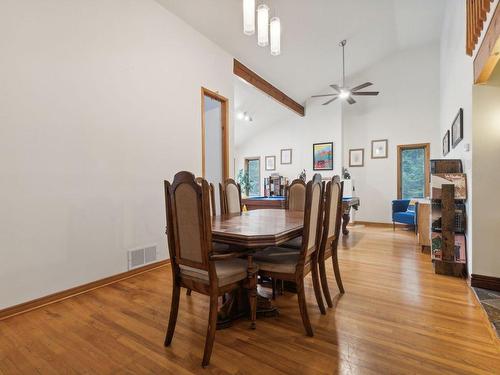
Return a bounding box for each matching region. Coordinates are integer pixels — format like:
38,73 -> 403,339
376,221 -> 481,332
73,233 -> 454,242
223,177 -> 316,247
211,209 -> 304,328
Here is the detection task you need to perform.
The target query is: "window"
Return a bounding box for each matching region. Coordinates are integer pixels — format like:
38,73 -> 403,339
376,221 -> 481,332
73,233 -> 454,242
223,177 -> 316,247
245,158 -> 260,196
397,144 -> 430,199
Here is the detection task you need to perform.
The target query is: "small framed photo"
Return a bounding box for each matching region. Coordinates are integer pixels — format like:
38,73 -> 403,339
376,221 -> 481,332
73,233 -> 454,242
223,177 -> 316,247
280,149 -> 292,165
443,130 -> 450,156
265,155 -> 276,171
313,142 -> 334,171
349,149 -> 364,167
371,139 -> 388,159
451,108 -> 463,148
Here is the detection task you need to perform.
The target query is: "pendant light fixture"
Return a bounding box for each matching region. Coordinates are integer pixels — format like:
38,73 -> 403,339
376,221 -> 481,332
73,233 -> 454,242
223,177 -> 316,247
243,0 -> 255,35
270,16 -> 281,55
242,0 -> 281,55
257,3 -> 269,47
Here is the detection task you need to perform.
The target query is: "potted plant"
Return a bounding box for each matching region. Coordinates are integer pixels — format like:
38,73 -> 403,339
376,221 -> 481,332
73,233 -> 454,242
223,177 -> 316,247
237,169 -> 251,197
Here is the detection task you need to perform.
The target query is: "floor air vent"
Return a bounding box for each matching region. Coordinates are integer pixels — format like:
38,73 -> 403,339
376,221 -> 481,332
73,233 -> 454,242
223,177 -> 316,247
128,245 -> 158,270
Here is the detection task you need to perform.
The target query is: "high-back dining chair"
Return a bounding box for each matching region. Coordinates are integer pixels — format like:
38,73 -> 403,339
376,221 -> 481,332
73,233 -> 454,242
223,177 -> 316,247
185,178 -> 225,297
164,172 -> 257,367
220,178 -> 242,214
318,176 -> 345,308
286,179 -> 306,211
195,177 -> 216,216
253,174 -> 326,336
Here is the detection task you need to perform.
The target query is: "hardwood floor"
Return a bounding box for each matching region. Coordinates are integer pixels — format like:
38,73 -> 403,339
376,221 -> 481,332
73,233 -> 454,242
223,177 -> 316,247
1,226 -> 499,374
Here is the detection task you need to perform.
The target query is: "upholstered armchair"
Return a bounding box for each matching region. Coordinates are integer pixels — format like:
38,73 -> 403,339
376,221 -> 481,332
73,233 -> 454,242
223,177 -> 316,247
392,199 -> 416,232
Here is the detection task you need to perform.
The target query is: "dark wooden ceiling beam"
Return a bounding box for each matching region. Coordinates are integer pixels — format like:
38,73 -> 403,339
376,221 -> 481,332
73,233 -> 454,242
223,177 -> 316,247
233,59 -> 305,117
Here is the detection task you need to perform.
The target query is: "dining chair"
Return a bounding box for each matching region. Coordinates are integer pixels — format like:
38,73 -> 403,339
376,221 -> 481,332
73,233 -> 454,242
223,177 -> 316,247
253,174 -> 326,336
186,178 -> 229,297
220,178 -> 242,214
164,172 -> 257,367
318,176 -> 345,308
282,176 -> 318,250
286,179 -> 307,211
195,177 -> 217,216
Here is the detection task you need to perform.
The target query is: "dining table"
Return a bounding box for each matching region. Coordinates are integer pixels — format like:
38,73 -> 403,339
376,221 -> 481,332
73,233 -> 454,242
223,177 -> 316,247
211,209 -> 304,329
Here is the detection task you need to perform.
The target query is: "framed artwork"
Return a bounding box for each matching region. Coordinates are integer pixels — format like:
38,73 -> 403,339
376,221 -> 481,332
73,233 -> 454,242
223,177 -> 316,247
451,108 -> 463,148
349,148 -> 364,167
313,142 -> 334,170
280,149 -> 292,164
443,130 -> 450,156
371,139 -> 388,158
265,155 -> 276,171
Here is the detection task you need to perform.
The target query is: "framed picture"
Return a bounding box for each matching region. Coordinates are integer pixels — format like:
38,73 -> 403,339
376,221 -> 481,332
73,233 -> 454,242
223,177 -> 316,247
280,149 -> 292,164
313,142 -> 334,170
265,155 -> 276,171
349,148 -> 364,167
443,130 -> 450,156
371,139 -> 388,159
451,108 -> 463,148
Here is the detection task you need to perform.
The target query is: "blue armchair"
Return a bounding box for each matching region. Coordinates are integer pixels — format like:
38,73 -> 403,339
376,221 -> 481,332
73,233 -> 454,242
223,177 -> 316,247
392,199 -> 417,232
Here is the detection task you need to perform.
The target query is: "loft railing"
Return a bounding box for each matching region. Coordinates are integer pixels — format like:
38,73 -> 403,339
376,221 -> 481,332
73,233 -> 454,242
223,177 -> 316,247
466,0 -> 495,55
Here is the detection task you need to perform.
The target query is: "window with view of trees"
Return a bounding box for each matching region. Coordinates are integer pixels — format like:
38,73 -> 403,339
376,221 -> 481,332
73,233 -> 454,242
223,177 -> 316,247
398,144 -> 430,199
245,158 -> 260,196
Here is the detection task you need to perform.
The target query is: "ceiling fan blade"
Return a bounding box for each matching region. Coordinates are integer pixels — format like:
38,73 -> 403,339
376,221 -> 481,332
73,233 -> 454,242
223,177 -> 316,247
323,96 -> 339,105
312,94 -> 336,98
329,84 -> 341,92
352,91 -> 379,96
347,96 -> 356,105
351,82 -> 373,92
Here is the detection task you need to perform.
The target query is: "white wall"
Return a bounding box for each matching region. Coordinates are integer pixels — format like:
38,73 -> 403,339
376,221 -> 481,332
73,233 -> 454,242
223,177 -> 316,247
472,76 -> 500,278
235,99 -> 343,194
343,43 -> 441,223
439,0 -> 474,275
0,0 -> 234,309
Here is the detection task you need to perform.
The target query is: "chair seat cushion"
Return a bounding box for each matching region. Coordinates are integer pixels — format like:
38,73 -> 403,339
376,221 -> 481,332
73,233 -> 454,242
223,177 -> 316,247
281,236 -> 302,250
253,247 -> 300,274
393,211 -> 415,225
180,258 -> 249,287
212,242 -> 232,253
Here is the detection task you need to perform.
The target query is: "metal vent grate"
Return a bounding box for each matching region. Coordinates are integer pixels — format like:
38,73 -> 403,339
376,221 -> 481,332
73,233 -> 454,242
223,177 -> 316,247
128,245 -> 157,270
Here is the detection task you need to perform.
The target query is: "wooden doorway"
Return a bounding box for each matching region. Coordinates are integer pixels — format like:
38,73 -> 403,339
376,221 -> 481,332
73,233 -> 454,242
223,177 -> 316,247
201,87 -> 229,182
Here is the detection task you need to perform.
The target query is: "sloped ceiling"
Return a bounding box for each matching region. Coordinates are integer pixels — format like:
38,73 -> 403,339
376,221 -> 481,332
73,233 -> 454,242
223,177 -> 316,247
156,0 -> 445,104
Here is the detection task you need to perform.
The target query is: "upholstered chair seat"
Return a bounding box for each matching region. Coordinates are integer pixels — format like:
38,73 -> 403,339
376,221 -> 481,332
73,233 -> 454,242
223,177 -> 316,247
281,236 -> 302,250
180,258 -> 253,287
253,247 -> 300,273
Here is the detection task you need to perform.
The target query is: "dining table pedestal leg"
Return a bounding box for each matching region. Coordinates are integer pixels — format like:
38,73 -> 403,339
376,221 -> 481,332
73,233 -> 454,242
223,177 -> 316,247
216,288 -> 279,330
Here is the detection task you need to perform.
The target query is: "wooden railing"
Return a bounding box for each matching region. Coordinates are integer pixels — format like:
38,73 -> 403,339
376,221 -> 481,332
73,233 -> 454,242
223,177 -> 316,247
466,0 -> 495,55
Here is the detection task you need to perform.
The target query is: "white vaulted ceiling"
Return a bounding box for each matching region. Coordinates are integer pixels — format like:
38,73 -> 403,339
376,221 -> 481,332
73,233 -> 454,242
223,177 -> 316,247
156,0 -> 445,104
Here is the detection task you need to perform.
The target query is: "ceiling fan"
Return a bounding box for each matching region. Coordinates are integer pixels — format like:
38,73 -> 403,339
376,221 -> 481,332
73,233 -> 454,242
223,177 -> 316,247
312,40 -> 379,105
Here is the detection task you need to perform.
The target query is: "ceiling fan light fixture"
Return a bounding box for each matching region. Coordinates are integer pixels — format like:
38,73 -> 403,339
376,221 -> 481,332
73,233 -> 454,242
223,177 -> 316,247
270,16 -> 281,56
257,4 -> 269,47
339,90 -> 350,99
243,0 -> 255,35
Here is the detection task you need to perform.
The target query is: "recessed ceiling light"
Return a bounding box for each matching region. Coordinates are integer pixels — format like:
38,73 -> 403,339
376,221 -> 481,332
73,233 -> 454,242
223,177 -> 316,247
237,112 -> 244,120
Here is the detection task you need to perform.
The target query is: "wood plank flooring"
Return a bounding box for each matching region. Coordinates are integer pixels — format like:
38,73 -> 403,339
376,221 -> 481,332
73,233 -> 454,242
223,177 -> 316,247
1,226 -> 499,374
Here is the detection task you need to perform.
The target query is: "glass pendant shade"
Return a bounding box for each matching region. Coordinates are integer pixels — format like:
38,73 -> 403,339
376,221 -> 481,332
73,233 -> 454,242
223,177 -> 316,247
257,4 -> 269,47
270,16 -> 281,56
243,0 -> 255,35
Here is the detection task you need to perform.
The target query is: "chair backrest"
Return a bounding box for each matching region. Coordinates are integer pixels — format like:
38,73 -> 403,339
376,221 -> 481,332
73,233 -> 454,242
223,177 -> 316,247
298,174 -> 324,268
221,178 -> 242,214
165,172 -> 212,271
319,176 -> 344,258
286,179 -> 306,211
196,177 -> 217,216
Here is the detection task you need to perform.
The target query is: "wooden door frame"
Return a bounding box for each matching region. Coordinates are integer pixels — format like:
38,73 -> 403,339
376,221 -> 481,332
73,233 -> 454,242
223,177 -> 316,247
201,87 -> 229,180
397,143 -> 430,199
